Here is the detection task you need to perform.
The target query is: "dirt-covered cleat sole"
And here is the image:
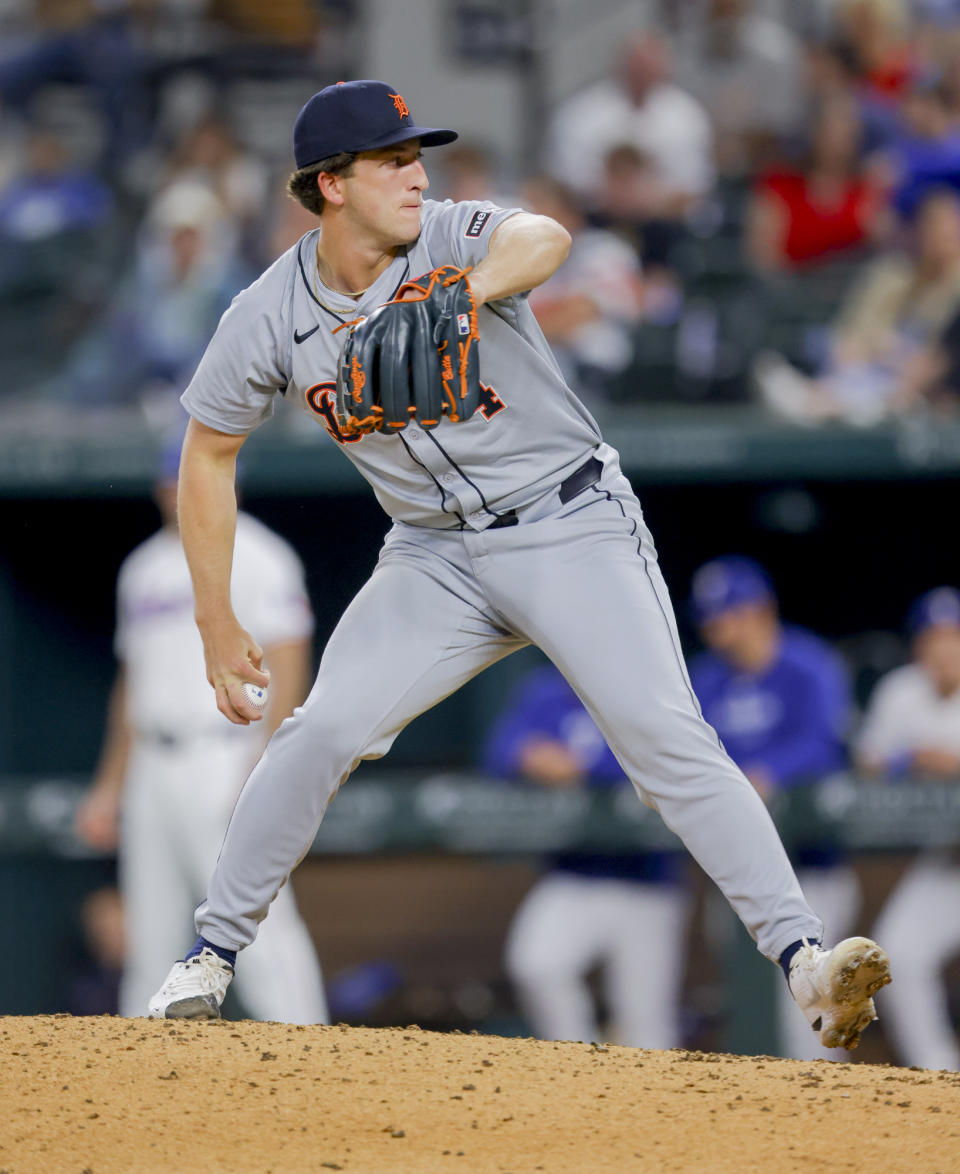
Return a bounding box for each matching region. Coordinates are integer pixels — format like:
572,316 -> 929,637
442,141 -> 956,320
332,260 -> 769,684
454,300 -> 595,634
830,939 -> 891,1002
147,948 -> 234,1019
819,938 -> 891,1049
789,936 -> 891,1050
163,994 -> 223,1020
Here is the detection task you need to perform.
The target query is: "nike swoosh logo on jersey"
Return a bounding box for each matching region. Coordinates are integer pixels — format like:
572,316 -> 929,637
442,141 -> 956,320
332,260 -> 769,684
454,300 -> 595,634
294,325 -> 320,344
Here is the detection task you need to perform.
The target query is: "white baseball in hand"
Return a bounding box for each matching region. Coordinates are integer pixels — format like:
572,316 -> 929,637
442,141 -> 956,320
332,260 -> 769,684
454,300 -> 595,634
241,682 -> 268,712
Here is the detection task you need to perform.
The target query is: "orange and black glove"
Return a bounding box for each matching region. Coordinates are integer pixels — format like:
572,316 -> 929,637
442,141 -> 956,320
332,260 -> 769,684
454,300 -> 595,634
335,265 -> 480,437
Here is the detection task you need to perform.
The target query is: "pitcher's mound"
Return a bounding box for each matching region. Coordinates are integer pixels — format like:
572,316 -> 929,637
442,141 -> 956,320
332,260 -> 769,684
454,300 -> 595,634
1,1016 -> 957,1173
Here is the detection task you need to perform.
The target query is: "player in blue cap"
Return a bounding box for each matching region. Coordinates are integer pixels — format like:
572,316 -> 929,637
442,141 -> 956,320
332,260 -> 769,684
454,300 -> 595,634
688,555 -> 862,1059
689,555 -> 851,798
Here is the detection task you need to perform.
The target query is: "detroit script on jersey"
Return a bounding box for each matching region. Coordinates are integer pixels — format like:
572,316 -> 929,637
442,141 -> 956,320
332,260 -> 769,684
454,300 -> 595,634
182,199 -> 604,530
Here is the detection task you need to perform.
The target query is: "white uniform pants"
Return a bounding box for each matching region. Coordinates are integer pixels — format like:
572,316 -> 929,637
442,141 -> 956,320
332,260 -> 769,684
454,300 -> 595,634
504,872 -> 686,1048
121,736 -> 327,1023
198,460 -> 820,968
872,853 -> 960,1071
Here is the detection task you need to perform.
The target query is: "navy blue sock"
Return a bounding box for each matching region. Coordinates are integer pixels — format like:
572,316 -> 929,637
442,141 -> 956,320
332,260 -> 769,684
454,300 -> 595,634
184,935 -> 237,969
778,938 -> 819,984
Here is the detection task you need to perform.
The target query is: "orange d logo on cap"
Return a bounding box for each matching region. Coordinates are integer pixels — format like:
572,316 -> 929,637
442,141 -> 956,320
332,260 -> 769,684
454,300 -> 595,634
389,92 -> 410,118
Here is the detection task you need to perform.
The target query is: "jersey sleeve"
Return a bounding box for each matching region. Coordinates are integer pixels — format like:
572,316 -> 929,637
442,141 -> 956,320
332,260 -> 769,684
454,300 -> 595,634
420,198 -> 523,276
180,264 -> 292,436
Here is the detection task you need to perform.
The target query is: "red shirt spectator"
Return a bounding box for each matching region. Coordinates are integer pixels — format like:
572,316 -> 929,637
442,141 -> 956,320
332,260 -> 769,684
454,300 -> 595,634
746,95 -> 887,271
755,168 -> 876,266
835,0 -> 918,101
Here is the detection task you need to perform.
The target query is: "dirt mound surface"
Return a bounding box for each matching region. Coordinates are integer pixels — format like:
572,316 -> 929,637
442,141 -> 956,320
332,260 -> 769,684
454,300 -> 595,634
1,1015 -> 958,1173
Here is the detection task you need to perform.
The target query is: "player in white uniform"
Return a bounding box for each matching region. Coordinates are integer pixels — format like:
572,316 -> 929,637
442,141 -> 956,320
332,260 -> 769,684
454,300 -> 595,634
858,587 -> 960,1070
147,80 -> 889,1050
76,448 -> 327,1022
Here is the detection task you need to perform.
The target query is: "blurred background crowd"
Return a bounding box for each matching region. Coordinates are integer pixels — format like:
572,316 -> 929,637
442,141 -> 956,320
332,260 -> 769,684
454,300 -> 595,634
1,0 -> 959,1072
9,0 -> 960,419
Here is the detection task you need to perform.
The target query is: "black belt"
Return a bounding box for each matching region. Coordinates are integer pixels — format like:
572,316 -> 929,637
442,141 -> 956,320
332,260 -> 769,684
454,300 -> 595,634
487,455 -> 603,529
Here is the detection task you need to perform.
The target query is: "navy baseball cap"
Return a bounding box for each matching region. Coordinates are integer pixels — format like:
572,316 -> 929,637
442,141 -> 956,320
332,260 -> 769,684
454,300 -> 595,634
293,80 -> 458,169
906,586 -> 960,636
690,556 -> 776,624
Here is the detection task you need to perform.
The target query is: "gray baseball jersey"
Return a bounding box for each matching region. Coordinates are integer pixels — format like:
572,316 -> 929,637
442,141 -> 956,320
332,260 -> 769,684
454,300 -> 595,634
182,200 -> 603,529
180,198 -> 822,977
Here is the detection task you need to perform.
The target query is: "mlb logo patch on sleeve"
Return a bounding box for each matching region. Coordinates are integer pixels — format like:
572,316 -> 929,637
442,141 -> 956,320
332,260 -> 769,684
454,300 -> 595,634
465,209 -> 492,238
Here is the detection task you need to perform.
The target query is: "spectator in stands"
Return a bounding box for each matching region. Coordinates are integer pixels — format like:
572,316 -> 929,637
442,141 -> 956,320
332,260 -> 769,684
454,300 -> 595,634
913,0 -> 960,28
61,179 -> 252,411
0,122 -> 116,389
160,114 -> 271,266
672,0 -> 804,176
935,40 -> 960,127
209,0 -> 318,47
755,186 -> 960,425
0,0 -> 150,166
858,586 -> 960,1071
800,36 -> 902,155
892,297 -> 960,413
546,30 -> 714,213
587,143 -> 685,325
688,555 -> 860,1061
483,660 -> 686,1050
884,77 -> 960,220
521,176 -> 644,403
745,94 -> 889,272
833,0 -> 918,102
430,141 -> 516,207
0,125 -> 112,246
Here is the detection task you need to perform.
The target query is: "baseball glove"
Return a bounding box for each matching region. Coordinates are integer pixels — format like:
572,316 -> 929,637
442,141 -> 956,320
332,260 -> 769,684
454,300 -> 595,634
335,265 -> 480,437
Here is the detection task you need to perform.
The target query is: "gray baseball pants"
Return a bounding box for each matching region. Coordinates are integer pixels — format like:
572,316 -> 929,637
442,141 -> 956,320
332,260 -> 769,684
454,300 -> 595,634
196,453 -> 822,962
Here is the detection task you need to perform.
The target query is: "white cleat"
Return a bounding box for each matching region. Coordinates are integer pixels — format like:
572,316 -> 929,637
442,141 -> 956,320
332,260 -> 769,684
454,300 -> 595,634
147,948 -> 234,1020
789,936 -> 891,1050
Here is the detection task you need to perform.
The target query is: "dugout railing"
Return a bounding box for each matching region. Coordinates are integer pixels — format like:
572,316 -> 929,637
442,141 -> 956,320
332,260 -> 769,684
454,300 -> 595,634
1,772 -> 957,1058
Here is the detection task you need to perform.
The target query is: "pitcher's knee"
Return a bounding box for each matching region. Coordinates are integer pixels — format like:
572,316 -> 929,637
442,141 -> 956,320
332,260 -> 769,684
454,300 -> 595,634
272,703 -> 370,778
608,717 -> 744,796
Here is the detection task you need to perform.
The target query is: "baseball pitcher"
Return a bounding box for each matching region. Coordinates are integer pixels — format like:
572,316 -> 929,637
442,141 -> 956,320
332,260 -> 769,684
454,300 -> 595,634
148,81 -> 889,1050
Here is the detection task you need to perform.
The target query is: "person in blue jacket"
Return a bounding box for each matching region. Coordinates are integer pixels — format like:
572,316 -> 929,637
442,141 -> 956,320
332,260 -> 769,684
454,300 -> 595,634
688,554 -> 860,1060
483,661 -> 686,1049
